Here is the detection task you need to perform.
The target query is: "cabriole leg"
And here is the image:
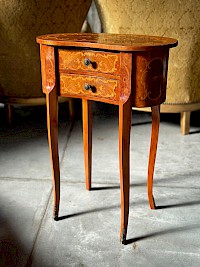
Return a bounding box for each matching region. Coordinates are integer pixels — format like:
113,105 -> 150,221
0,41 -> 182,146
119,98 -> 132,244
82,99 -> 92,190
46,89 -> 60,220
147,105 -> 160,209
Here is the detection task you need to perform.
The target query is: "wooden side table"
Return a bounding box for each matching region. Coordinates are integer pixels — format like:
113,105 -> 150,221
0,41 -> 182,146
36,33 -> 177,244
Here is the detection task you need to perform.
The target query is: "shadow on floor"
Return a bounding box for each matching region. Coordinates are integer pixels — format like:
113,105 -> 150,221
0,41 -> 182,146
156,199 -> 200,210
0,211 -> 27,267
125,223 -> 200,245
57,196 -> 200,221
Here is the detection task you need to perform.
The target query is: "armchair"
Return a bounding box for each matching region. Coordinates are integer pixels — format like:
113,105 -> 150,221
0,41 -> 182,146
0,0 -> 92,124
95,0 -> 200,134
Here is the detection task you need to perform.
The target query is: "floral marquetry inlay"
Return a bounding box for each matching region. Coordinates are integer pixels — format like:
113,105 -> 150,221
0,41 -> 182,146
58,50 -> 120,75
133,51 -> 169,107
38,31 -> 177,245
140,57 -> 166,101
60,74 -> 119,102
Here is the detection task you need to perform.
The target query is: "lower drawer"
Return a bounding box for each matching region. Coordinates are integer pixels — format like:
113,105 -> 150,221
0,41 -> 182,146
59,73 -> 120,101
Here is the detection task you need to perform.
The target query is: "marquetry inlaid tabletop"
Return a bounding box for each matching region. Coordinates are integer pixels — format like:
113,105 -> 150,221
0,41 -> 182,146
37,33 -> 178,51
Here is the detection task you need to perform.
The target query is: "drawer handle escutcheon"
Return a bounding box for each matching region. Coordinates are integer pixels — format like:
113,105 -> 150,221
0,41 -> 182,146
84,58 -> 92,66
84,83 -> 91,91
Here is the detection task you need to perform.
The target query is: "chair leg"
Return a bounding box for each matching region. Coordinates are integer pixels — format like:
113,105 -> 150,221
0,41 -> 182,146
119,98 -> 132,244
5,104 -> 13,126
147,105 -> 160,210
180,111 -> 191,135
46,89 -> 60,220
82,99 -> 92,190
68,99 -> 75,121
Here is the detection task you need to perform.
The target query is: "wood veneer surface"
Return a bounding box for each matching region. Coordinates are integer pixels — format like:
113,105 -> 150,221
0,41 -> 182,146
37,33 -> 177,51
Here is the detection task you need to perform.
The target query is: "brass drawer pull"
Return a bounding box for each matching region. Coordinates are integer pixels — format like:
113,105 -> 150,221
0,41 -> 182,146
59,49 -> 120,74
84,58 -> 92,66
84,83 -> 91,90
84,83 -> 96,92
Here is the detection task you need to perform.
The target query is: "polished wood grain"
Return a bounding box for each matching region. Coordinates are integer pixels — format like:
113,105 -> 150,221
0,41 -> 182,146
37,33 -> 177,244
147,105 -> 160,210
46,88 -> 60,220
119,97 -> 132,244
40,45 -> 60,220
40,45 -> 56,94
119,53 -> 132,103
133,50 -> 169,108
82,99 -> 92,190
119,53 -> 132,244
58,49 -> 120,75
60,73 -> 119,102
37,33 -> 178,52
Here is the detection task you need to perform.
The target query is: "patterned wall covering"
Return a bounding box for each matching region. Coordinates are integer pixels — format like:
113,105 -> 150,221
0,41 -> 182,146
95,0 -> 200,104
0,0 -> 91,98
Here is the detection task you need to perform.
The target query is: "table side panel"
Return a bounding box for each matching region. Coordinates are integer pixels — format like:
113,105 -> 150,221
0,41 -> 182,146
40,45 -> 56,94
119,52 -> 132,103
132,49 -> 169,108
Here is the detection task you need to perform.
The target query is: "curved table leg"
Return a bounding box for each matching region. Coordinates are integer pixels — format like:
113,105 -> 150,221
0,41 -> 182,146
147,105 -> 160,209
82,99 -> 92,190
46,89 -> 60,220
119,98 -> 132,244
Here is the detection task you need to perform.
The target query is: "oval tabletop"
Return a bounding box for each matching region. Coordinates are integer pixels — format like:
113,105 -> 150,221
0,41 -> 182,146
36,33 -> 178,52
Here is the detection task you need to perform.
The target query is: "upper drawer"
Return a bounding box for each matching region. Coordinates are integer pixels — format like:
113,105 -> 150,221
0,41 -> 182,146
58,49 -> 120,75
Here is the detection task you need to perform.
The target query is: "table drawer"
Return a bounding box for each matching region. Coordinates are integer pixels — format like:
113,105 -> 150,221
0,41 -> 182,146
60,73 -> 120,101
58,50 -> 120,75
